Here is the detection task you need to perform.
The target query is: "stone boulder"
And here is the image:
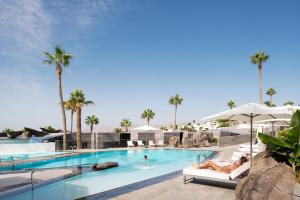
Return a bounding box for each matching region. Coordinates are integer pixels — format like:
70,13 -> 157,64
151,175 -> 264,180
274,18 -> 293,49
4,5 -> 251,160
236,151 -> 296,200
91,162 -> 118,171
194,132 -> 207,147
182,136 -> 195,148
168,136 -> 180,147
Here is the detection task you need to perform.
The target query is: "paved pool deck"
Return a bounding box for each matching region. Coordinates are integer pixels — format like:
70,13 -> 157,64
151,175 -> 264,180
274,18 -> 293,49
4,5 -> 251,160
110,175 -> 235,200
0,145 -> 240,199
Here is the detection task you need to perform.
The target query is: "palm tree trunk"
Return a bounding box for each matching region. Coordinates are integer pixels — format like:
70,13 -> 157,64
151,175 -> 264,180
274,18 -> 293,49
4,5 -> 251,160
90,124 -> 94,149
258,64 -> 263,104
76,108 -> 81,149
56,65 -> 67,150
70,110 -> 74,133
125,126 -> 128,133
147,118 -> 150,125
270,95 -> 273,106
174,105 -> 177,130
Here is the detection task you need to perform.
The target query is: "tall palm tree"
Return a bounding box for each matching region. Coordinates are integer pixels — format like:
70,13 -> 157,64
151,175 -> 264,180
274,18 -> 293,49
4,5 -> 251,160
169,94 -> 183,130
120,119 -> 132,133
227,100 -> 236,109
266,88 -> 276,106
64,98 -> 76,133
250,51 -> 269,104
284,101 -> 294,106
70,89 -> 94,149
85,115 -> 99,149
141,109 -> 155,125
43,45 -> 72,150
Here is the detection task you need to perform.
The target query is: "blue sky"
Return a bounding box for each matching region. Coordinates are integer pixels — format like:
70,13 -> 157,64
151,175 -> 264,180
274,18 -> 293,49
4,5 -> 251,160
0,0 -> 299,131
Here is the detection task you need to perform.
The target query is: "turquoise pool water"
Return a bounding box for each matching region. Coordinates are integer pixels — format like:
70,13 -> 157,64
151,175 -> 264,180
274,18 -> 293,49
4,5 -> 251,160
4,149 -> 214,200
0,152 -> 68,162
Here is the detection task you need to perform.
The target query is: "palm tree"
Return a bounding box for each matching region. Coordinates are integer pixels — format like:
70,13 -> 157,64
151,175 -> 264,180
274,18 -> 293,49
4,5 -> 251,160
169,94 -> 183,130
266,88 -> 276,106
264,100 -> 276,107
114,128 -> 122,134
284,101 -> 294,106
64,98 -> 77,133
250,51 -> 269,104
70,89 -> 94,149
141,109 -> 155,125
227,100 -> 236,109
120,119 -> 132,133
43,45 -> 72,150
85,115 -> 99,149
160,126 -> 168,132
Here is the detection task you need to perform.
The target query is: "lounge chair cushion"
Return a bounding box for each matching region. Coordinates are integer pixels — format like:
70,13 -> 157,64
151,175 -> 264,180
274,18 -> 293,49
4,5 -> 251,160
183,167 -> 230,180
229,161 -> 250,180
183,161 -> 250,181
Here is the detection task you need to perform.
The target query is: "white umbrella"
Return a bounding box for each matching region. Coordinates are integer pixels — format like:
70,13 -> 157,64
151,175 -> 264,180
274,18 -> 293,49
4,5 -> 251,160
255,118 -> 291,136
201,103 -> 292,165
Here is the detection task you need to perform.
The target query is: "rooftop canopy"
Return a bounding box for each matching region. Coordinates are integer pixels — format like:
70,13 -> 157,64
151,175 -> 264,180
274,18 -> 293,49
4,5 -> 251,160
132,125 -> 160,131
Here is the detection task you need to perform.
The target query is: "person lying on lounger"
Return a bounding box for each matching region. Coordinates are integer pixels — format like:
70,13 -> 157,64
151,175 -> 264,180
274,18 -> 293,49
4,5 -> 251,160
193,156 -> 248,174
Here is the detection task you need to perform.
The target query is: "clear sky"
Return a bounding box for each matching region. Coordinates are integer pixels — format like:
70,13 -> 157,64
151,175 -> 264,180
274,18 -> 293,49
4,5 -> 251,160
0,0 -> 299,132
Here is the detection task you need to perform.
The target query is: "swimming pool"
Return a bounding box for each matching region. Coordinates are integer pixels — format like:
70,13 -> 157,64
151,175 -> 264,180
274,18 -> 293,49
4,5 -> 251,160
4,149 -> 215,200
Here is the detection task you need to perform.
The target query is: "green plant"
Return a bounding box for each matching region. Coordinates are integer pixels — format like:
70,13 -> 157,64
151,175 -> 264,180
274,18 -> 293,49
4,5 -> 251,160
258,110 -> 300,170
227,100 -> 236,109
85,115 -> 99,134
160,126 -> 168,132
266,88 -> 276,105
169,94 -> 183,130
114,128 -> 122,134
250,51 -> 269,104
43,126 -> 56,132
284,101 -> 294,106
264,100 -> 276,107
70,89 -> 94,149
141,109 -> 155,125
216,119 -> 230,127
3,128 -> 14,137
43,45 -> 73,150
208,137 -> 218,143
120,119 -> 132,132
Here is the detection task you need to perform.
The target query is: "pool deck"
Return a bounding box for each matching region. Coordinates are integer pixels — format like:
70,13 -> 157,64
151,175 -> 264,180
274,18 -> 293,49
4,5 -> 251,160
110,175 -> 235,200
0,145 -> 239,199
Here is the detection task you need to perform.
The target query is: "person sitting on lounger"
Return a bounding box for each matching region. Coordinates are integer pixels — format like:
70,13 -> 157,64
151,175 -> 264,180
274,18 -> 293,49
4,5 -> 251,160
193,156 -> 248,174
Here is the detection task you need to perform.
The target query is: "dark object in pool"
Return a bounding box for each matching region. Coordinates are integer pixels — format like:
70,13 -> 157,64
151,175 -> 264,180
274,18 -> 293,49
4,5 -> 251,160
91,162 -> 119,171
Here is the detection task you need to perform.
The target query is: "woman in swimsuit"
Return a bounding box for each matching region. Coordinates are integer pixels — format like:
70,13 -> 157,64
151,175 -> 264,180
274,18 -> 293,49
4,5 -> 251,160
193,156 -> 248,174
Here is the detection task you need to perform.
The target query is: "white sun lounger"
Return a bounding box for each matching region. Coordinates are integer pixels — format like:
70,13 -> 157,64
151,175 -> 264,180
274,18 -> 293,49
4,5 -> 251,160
137,140 -> 144,147
156,140 -> 164,147
127,141 -> 134,147
183,161 -> 250,187
148,140 -> 156,147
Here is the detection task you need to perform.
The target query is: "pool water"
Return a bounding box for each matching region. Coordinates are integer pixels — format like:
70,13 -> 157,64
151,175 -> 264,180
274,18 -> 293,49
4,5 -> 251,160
4,149 -> 214,200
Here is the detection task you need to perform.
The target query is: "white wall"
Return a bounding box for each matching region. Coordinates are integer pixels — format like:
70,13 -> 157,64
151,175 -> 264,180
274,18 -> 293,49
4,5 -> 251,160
0,143 -> 55,154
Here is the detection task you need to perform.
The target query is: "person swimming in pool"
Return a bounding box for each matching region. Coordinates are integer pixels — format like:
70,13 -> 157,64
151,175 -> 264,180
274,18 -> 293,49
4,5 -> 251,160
144,155 -> 148,160
193,156 -> 248,174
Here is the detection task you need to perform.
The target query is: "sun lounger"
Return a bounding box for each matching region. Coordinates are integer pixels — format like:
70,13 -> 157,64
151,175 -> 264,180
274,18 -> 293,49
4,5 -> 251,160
183,161 -> 250,188
148,140 -> 156,147
127,141 -> 134,147
156,140 -> 164,147
137,140 -> 144,147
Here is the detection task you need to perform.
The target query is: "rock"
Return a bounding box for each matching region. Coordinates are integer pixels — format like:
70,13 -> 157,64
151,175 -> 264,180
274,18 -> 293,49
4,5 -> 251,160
91,162 -> 118,171
182,136 -> 194,148
236,151 -> 296,200
194,132 -> 207,147
168,136 -> 180,147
